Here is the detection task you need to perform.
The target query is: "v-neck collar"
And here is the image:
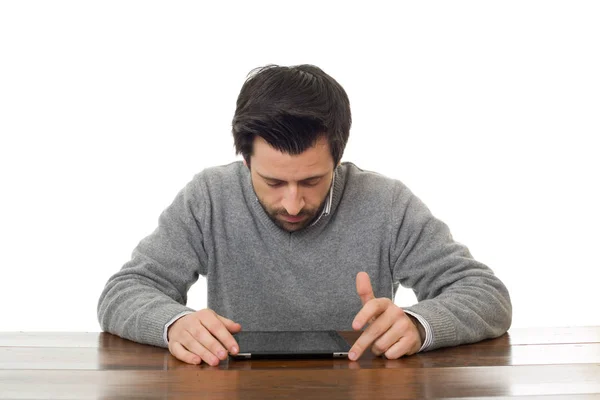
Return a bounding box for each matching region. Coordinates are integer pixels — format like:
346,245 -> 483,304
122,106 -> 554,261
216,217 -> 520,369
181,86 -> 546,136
242,163 -> 345,245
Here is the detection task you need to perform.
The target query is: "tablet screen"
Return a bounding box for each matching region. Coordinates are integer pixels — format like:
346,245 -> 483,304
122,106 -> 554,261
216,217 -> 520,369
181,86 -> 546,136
232,330 -> 350,356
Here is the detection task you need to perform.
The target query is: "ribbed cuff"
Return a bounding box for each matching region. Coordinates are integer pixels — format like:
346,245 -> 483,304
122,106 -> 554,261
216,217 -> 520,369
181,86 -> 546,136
403,300 -> 457,351
137,302 -> 196,348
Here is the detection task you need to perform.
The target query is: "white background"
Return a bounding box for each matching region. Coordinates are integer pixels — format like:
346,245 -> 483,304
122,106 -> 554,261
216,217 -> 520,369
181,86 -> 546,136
1,1 -> 598,332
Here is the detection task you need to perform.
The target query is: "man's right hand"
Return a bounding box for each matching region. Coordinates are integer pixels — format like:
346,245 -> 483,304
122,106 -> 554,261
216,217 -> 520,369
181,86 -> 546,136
167,308 -> 242,366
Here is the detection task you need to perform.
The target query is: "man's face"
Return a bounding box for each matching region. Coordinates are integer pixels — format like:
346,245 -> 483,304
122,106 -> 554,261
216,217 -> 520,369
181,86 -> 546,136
248,136 -> 335,232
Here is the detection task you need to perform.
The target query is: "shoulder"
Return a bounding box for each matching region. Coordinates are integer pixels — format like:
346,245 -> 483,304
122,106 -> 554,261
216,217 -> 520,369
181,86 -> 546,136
183,161 -> 248,198
339,163 -> 436,239
179,161 -> 247,206
192,161 -> 246,186
339,162 -> 429,226
339,162 -> 412,204
178,161 -> 248,221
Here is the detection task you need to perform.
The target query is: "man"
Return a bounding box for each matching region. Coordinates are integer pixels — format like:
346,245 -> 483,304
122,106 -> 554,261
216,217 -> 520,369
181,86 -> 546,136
98,64 -> 512,366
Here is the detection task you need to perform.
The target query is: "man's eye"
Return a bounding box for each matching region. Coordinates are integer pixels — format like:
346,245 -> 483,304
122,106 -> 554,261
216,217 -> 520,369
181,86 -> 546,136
302,180 -> 320,187
267,182 -> 283,187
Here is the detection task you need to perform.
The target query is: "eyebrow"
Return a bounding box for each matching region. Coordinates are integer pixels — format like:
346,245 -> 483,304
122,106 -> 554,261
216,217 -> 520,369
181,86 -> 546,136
256,172 -> 327,182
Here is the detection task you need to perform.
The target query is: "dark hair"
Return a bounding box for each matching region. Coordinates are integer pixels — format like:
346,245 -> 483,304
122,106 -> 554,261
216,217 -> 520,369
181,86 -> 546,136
232,64 -> 351,166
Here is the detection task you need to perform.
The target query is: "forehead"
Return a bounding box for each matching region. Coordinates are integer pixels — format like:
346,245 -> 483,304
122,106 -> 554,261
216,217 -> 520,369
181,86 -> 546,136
251,136 -> 333,180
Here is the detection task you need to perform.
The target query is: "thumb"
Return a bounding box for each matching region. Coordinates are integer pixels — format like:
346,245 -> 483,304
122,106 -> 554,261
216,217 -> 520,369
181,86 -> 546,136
356,271 -> 375,306
217,315 -> 242,333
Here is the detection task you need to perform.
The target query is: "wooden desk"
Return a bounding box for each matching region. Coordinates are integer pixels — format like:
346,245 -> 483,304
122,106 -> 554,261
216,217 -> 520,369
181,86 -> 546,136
1,327 -> 599,399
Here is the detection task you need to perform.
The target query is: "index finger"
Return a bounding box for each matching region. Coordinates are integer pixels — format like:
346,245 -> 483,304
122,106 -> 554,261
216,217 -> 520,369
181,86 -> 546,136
349,317 -> 389,361
352,298 -> 389,330
200,312 -> 240,355
356,272 -> 375,306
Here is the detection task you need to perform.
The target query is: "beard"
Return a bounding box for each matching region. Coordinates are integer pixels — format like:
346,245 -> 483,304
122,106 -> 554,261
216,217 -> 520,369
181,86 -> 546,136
258,198 -> 327,232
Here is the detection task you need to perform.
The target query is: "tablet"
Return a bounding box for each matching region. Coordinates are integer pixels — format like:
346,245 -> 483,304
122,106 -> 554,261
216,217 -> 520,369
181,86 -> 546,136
230,330 -> 351,360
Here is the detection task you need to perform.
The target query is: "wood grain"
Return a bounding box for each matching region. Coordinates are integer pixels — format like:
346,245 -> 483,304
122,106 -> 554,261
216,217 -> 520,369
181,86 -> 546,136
0,328 -> 598,399
0,365 -> 598,399
1,343 -> 599,371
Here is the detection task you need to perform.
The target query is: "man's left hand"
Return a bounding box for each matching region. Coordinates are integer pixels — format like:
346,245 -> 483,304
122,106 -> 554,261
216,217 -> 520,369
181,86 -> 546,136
348,272 -> 423,361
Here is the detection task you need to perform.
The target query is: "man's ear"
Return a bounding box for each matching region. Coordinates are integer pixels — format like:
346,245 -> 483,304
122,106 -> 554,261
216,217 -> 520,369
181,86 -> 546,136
243,157 -> 251,170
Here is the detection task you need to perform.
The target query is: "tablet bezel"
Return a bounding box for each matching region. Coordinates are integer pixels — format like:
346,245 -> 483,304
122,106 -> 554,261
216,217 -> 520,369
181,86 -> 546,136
229,330 -> 351,360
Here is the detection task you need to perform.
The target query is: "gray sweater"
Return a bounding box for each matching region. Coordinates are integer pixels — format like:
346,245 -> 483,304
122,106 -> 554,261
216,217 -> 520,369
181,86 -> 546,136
97,162 -> 512,350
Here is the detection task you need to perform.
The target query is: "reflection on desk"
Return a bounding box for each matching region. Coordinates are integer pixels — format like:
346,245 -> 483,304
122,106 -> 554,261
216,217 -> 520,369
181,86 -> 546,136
0,327 -> 599,399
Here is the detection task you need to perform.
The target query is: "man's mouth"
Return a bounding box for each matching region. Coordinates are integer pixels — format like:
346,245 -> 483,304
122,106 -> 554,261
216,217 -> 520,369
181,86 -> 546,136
279,215 -> 306,223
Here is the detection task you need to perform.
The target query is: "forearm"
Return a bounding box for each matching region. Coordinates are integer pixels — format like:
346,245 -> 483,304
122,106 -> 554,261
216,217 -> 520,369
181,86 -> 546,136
392,188 -> 512,351
98,269 -> 196,348
98,177 -> 208,347
404,272 -> 512,351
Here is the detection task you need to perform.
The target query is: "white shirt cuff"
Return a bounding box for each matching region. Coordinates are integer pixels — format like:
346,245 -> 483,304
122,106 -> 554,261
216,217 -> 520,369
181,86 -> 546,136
403,310 -> 433,352
163,311 -> 195,346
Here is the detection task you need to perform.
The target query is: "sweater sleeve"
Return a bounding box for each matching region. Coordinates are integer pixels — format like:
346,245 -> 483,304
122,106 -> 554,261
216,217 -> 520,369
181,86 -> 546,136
97,174 -> 209,348
392,184 -> 512,351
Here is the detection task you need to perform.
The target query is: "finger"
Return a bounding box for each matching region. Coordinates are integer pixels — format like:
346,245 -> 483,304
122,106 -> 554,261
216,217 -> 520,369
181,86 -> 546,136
200,312 -> 240,355
169,340 -> 201,365
384,335 -> 418,359
370,312 -> 413,355
348,311 -> 396,361
349,303 -> 402,360
370,320 -> 406,356
217,315 -> 243,333
189,321 -> 227,364
180,329 -> 222,366
352,297 -> 391,330
356,272 -> 375,306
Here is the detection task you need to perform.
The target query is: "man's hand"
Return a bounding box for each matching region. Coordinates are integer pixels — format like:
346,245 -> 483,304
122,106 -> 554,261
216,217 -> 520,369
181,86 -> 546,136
349,272 -> 423,361
167,308 -> 242,366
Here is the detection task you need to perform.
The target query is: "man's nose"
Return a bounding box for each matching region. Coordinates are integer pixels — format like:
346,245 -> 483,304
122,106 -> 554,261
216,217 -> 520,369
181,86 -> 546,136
281,186 -> 305,216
